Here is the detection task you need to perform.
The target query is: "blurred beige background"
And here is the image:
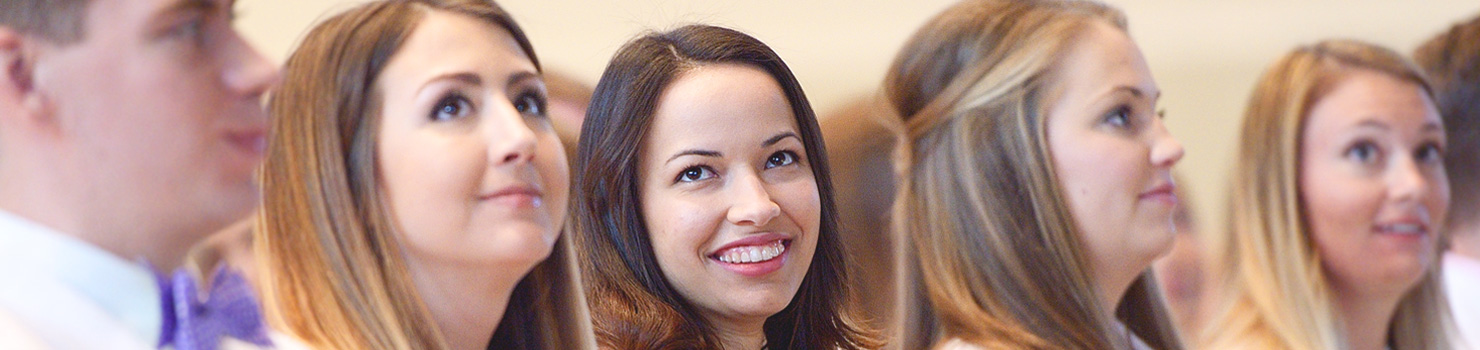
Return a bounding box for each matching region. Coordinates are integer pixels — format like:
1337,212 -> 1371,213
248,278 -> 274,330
237,0 -> 1480,232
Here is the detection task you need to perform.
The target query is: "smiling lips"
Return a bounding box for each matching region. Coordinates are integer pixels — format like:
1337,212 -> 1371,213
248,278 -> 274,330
715,240 -> 787,264
1374,221 -> 1428,237
709,234 -> 793,277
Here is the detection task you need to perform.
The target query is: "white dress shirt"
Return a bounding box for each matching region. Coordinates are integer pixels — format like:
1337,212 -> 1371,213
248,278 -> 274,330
0,209 -> 162,349
1447,252 -> 1480,350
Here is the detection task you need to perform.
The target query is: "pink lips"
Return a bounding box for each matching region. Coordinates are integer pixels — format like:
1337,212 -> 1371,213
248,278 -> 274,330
225,129 -> 268,158
709,232 -> 792,278
1372,217 -> 1430,241
1139,183 -> 1178,207
479,185 -> 544,208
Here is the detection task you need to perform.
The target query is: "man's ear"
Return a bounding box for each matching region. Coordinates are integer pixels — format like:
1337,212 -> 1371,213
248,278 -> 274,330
0,27 -> 53,129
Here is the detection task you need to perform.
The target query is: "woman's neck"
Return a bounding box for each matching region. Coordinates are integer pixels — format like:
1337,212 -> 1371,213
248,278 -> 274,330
410,258 -> 527,350
709,313 -> 768,350
1332,284 -> 1403,350
1094,265 -> 1139,322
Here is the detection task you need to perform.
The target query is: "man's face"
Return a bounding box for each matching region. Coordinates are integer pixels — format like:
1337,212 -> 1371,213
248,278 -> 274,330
31,0 -> 277,241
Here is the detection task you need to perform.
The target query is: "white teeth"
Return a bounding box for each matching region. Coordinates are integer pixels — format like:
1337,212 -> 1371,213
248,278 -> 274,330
1381,223 -> 1425,235
717,240 -> 787,264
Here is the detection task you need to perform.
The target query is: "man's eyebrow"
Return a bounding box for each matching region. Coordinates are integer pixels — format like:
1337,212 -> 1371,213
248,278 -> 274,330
155,0 -> 219,18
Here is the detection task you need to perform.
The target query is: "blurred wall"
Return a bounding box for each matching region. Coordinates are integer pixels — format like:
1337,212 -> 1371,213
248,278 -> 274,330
237,0 -> 1480,237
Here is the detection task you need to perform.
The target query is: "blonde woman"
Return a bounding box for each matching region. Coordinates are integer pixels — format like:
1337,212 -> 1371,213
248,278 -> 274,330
254,0 -> 594,348
887,0 -> 1184,349
1200,40 -> 1453,350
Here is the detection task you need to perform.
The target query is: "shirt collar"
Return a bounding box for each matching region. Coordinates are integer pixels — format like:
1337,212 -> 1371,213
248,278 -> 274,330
0,209 -> 163,344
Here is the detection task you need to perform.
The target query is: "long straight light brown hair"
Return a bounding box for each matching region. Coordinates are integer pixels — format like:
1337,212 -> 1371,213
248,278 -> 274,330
1200,39 -> 1452,350
254,1 -> 594,349
570,24 -> 880,350
885,0 -> 1183,349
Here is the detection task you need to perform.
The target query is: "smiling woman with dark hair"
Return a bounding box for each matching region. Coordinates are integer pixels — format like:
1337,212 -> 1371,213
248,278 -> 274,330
570,24 -> 880,350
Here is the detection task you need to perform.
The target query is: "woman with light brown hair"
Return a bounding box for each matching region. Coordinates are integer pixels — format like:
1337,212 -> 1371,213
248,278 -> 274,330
254,0 -> 594,348
1200,40 -> 1453,350
887,0 -> 1185,349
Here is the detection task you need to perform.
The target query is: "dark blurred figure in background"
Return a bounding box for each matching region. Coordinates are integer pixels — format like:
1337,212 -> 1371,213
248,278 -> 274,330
820,95 -> 899,333
1414,12 -> 1480,350
545,71 -> 593,161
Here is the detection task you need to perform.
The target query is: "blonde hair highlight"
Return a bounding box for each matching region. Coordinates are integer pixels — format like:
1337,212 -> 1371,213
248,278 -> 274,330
887,1 -> 1182,349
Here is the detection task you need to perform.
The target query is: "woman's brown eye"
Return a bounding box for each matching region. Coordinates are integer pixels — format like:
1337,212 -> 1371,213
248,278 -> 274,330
677,166 -> 715,183
766,151 -> 797,169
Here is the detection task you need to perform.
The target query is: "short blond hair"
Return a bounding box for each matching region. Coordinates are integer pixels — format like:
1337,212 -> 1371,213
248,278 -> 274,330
0,0 -> 88,43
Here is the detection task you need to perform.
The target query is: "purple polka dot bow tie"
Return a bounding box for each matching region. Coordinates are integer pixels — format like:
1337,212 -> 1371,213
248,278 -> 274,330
153,265 -> 273,350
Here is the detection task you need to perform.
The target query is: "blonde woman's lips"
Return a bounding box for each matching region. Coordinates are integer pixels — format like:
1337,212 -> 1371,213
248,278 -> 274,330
1373,217 -> 1429,237
479,185 -> 544,208
1139,183 -> 1178,207
225,129 -> 267,158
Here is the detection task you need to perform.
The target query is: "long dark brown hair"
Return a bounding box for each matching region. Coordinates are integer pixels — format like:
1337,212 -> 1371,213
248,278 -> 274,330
255,1 -> 593,349
570,24 -> 879,350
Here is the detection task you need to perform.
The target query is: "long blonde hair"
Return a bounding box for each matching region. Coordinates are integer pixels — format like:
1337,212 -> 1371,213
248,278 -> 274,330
254,1 -> 593,349
1201,39 -> 1452,350
886,1 -> 1182,349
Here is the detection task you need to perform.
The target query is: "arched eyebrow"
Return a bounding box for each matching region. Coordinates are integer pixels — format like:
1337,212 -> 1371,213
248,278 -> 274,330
1108,85 -> 1160,101
1421,121 -> 1443,133
415,70 -> 541,97
417,72 -> 482,95
666,150 -> 721,165
1353,119 -> 1444,133
507,71 -> 540,89
762,132 -> 799,148
663,131 -> 800,165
